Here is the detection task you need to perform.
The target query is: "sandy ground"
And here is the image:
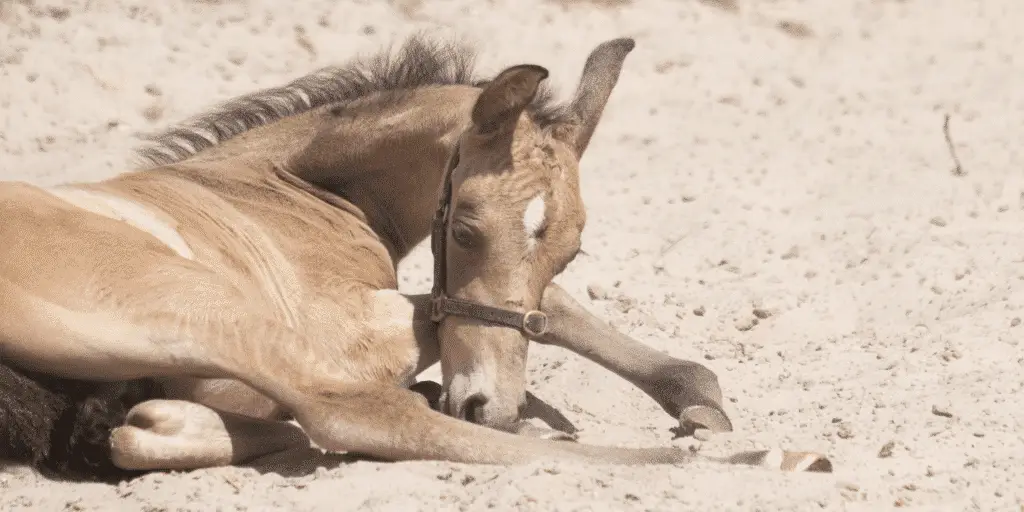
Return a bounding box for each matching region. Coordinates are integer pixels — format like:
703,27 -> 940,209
2,0 -> 1023,510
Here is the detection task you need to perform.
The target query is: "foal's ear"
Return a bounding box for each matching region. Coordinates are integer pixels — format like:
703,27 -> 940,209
471,64 -> 549,135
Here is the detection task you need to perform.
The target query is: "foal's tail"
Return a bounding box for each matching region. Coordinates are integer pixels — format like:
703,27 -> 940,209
0,361 -> 160,482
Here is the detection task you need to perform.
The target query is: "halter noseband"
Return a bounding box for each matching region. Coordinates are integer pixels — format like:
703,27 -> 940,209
428,145 -> 549,338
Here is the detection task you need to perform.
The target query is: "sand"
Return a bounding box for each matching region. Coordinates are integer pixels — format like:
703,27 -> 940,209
2,0 -> 1022,510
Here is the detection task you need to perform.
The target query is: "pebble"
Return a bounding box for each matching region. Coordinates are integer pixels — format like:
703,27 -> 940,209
693,305 -> 706,316
735,318 -> 756,331
586,283 -> 610,300
836,423 -> 855,439
931,404 -> 954,418
613,296 -> 638,313
878,440 -> 895,458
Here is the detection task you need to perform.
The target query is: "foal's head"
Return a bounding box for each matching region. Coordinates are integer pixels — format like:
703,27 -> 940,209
438,38 -> 635,430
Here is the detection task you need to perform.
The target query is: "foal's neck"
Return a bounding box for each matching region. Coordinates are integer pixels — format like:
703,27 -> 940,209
288,86 -> 480,264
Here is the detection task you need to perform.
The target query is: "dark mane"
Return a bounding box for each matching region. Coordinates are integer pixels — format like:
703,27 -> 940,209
135,33 -> 571,167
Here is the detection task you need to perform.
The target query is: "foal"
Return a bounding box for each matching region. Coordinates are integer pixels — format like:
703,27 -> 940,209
0,35 -> 830,480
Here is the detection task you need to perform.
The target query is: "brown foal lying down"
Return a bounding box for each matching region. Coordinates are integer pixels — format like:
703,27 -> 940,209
0,35 -> 831,481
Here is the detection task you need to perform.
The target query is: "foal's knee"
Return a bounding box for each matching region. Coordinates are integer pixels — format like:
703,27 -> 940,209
641,360 -> 725,414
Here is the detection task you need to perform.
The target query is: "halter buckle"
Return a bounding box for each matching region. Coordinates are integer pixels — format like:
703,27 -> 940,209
430,296 -> 447,323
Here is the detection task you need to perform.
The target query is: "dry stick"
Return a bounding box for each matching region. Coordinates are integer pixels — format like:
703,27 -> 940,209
943,113 -> 966,177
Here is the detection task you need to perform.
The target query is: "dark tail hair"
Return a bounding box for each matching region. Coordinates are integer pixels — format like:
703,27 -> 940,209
0,361 -> 161,483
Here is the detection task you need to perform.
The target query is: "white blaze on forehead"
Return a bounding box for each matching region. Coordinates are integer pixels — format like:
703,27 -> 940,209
522,194 -> 546,247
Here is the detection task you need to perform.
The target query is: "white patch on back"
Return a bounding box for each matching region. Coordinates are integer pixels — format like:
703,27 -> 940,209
46,186 -> 195,260
522,194 -> 546,250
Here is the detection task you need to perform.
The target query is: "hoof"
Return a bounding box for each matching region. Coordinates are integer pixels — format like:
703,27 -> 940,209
678,404 -> 733,435
511,421 -> 578,442
725,448 -> 834,473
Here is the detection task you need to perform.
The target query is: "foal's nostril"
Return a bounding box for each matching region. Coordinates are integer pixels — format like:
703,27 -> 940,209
462,393 -> 489,424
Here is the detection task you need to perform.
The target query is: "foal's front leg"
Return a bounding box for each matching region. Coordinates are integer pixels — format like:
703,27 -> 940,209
534,284 -> 734,434
398,286 -> 731,434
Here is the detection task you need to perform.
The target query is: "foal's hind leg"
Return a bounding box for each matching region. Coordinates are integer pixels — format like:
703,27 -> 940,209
109,399 -> 309,471
109,381 -> 450,472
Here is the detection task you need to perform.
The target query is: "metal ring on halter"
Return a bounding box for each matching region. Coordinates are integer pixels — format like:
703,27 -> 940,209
521,310 -> 549,337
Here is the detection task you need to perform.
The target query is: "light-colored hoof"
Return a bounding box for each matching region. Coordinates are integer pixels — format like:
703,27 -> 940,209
511,421 -> 579,442
678,404 -> 733,434
724,448 -> 833,473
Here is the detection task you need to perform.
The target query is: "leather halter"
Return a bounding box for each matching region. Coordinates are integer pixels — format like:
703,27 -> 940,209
429,146 -> 549,338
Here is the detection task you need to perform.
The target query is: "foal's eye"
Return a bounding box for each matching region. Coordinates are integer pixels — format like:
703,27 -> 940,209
451,221 -> 479,249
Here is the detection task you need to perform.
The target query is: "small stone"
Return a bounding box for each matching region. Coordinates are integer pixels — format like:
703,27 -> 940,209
752,308 -> 772,319
227,48 -> 248,66
929,217 -> 947,227
878,440 -> 895,458
940,348 -> 962,362
698,0 -> 738,13
613,296 -> 638,313
836,423 -> 854,439
587,283 -> 610,301
964,457 -> 980,467
780,246 -> 800,260
931,404 -> 953,418
777,19 -> 814,38
141,104 -> 163,122
693,305 -> 706,316
47,6 -> 71,21
735,318 -> 756,332
1011,317 -> 1021,327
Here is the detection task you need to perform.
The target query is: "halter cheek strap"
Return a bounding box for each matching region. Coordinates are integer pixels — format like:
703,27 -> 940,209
428,145 -> 549,338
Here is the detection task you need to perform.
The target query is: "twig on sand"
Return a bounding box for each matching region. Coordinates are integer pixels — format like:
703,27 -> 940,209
943,113 -> 966,177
